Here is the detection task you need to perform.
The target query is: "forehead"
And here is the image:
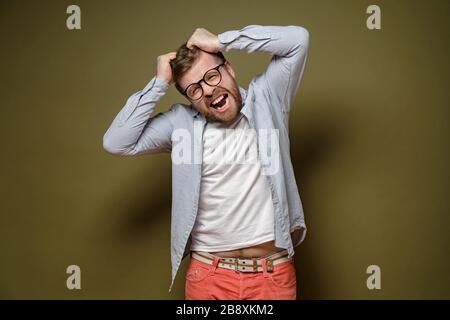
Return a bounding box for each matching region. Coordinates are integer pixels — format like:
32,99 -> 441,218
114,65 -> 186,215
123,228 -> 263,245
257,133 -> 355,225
179,51 -> 222,89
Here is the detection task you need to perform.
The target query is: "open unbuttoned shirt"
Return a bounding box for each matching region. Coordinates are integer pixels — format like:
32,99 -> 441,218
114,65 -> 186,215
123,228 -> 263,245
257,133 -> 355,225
103,25 -> 310,291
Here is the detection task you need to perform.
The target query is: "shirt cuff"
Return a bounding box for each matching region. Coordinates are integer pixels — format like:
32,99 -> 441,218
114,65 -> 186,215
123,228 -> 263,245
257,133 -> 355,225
218,31 -> 240,51
154,76 -> 171,89
142,76 -> 170,96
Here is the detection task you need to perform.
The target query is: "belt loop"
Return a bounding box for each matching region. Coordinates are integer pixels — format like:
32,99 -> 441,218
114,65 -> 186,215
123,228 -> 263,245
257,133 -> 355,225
261,258 -> 269,278
209,255 -> 220,275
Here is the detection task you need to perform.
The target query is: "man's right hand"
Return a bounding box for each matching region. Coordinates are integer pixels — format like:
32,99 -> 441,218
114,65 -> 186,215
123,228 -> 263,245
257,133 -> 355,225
156,52 -> 177,85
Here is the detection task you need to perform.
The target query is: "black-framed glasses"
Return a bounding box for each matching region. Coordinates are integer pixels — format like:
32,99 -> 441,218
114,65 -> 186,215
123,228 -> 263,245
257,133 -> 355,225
183,62 -> 226,101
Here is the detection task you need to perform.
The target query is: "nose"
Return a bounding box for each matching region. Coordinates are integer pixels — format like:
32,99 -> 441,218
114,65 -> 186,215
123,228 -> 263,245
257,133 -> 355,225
201,81 -> 216,98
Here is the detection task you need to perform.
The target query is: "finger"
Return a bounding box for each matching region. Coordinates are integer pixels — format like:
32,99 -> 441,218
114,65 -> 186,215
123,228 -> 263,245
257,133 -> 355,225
187,38 -> 195,49
160,52 -> 176,62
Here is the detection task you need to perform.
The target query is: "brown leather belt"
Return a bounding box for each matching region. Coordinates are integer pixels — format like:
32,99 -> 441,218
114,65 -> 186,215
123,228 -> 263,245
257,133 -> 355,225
191,250 -> 291,273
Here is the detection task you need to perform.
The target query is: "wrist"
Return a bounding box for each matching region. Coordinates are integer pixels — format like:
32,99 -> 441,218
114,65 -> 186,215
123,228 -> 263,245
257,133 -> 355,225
156,75 -> 171,86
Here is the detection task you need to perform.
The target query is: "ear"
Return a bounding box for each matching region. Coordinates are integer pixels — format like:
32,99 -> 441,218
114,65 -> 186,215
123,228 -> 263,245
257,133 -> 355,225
224,61 -> 236,80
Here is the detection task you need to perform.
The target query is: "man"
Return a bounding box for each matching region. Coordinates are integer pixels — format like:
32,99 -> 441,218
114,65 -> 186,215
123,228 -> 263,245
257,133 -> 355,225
103,25 -> 309,300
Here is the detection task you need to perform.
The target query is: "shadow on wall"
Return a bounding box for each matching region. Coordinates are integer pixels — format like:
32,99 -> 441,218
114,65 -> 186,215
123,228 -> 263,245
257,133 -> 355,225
289,97 -> 354,299
89,156 -> 173,270
107,158 -> 172,245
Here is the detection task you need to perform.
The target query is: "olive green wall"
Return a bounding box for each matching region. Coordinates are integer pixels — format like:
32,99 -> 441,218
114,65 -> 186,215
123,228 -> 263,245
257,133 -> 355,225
0,0 -> 448,299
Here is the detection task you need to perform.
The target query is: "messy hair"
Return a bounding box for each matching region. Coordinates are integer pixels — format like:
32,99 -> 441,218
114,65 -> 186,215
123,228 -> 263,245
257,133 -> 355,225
170,43 -> 225,95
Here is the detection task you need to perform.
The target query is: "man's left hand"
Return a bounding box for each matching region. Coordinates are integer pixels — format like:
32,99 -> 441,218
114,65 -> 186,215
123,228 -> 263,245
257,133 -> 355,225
187,28 -> 220,53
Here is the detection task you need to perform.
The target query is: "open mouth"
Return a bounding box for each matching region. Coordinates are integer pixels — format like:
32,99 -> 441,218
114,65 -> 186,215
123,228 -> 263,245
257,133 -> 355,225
210,93 -> 229,112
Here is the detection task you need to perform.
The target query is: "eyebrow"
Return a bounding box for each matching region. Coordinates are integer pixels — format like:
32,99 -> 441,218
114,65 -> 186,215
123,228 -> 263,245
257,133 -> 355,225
193,65 -> 215,84
187,62 -> 223,89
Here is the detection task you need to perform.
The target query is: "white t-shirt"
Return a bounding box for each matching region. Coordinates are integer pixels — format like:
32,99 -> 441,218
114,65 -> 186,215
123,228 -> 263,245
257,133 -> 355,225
190,113 -> 275,252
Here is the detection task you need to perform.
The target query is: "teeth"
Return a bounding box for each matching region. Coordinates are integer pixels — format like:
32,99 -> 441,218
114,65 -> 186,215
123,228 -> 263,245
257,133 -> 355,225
212,94 -> 225,106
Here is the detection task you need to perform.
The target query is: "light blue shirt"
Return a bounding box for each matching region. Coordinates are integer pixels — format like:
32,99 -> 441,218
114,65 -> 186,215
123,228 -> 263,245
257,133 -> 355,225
103,25 -> 310,291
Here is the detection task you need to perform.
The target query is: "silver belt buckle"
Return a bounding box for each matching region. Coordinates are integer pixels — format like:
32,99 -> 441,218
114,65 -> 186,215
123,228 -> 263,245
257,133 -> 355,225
234,258 -> 239,272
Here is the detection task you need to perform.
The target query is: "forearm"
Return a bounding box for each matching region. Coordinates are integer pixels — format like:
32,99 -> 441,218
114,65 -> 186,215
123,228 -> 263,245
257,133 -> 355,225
218,25 -> 309,112
218,25 -> 309,58
103,76 -> 170,155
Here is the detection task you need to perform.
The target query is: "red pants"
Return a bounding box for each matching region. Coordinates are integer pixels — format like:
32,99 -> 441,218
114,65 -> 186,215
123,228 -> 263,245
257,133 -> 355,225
185,255 -> 297,300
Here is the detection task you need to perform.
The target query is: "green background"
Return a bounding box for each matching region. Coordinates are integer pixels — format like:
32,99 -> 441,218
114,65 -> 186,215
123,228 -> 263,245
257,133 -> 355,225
1,0 -> 449,299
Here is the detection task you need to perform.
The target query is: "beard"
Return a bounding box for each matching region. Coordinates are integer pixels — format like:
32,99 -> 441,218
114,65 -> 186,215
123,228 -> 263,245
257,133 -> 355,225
203,82 -> 243,125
